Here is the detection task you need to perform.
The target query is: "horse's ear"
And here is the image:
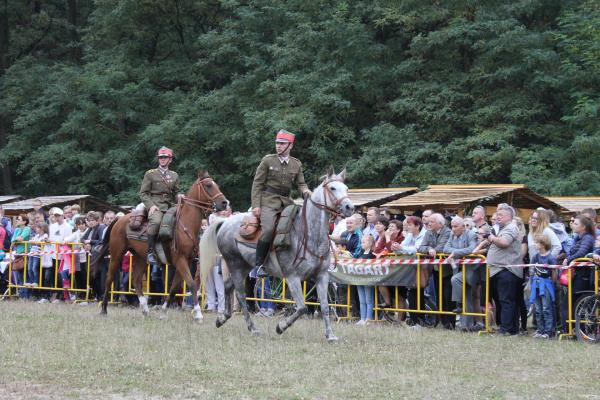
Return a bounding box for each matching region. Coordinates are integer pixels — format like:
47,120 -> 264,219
338,168 -> 347,181
197,169 -> 207,178
327,165 -> 335,177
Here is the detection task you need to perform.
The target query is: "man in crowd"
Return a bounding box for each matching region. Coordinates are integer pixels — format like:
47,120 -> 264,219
487,203 -> 522,335
362,207 -> 379,241
251,130 -> 310,278
422,209 -> 434,229
418,213 -> 453,328
471,205 -> 489,231
444,216 -> 479,331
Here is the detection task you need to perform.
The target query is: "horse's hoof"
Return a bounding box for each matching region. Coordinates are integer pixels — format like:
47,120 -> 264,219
327,335 -> 339,343
216,319 -> 224,328
276,323 -> 285,335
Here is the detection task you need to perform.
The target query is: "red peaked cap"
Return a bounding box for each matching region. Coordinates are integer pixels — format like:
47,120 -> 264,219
275,130 -> 295,143
157,146 -> 173,157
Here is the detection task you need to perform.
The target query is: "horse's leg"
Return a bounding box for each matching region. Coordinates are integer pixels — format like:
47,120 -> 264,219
216,276 -> 235,328
229,267 -> 259,335
162,271 -> 182,311
101,253 -> 122,315
316,272 -> 337,342
132,256 -> 150,316
275,275 -> 308,335
172,255 -> 203,321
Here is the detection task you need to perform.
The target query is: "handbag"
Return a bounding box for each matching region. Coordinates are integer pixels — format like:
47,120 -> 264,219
559,267 -> 572,287
11,255 -> 25,271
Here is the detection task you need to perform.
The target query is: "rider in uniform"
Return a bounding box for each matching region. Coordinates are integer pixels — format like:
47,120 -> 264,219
139,146 -> 180,264
251,130 -> 311,278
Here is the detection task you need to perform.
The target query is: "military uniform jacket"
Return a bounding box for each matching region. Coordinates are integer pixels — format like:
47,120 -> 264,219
139,168 -> 180,212
251,154 -> 309,210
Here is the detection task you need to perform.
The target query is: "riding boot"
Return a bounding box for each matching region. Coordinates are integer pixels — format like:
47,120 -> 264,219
147,233 -> 158,265
255,240 -> 271,278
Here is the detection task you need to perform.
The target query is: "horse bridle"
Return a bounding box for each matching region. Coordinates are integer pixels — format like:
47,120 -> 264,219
308,177 -> 349,218
173,176 -> 225,253
289,178 -> 350,267
180,177 -> 224,211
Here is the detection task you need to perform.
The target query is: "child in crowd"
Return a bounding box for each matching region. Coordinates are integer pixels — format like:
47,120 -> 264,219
356,234 -> 375,326
529,235 -> 557,339
25,222 -> 48,292
37,223 -> 54,303
63,217 -> 88,301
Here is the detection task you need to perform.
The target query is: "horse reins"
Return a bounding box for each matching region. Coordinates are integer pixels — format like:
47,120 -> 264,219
173,177 -> 224,253
289,179 -> 348,269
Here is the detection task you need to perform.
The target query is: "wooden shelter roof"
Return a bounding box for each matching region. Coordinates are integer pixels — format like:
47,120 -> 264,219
347,187 -> 419,208
546,197 -> 600,213
0,195 -> 23,205
2,195 -> 127,215
382,184 -> 564,212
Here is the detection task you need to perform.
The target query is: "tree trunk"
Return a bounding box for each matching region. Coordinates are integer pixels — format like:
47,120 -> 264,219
0,0 -> 14,193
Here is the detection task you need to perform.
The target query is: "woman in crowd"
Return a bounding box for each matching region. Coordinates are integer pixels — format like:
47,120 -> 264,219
562,215 -> 596,332
527,210 -> 562,261
12,214 -> 32,298
395,216 -> 426,255
25,222 -> 48,295
373,216 -> 404,315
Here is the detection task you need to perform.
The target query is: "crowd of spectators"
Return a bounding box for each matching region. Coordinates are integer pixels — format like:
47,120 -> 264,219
0,204 -> 124,304
331,205 -> 600,338
3,200 -> 600,340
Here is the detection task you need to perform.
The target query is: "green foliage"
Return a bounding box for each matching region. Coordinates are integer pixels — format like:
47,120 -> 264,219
0,0 -> 598,209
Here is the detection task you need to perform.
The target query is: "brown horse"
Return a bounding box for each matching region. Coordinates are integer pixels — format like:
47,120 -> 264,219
94,170 -> 228,320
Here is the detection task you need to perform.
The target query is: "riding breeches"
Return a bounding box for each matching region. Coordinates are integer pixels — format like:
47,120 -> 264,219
147,210 -> 163,235
258,206 -> 279,243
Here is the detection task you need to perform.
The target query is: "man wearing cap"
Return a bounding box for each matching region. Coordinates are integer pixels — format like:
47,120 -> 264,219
139,146 -> 180,264
251,130 -> 311,277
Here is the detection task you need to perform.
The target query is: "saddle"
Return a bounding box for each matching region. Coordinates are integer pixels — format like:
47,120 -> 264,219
127,208 -> 149,242
234,204 -> 301,250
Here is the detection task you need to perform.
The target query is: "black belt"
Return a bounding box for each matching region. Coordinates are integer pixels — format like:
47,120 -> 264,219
264,186 -> 290,197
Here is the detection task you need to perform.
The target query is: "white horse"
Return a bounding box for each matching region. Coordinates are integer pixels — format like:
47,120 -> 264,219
200,169 -> 354,342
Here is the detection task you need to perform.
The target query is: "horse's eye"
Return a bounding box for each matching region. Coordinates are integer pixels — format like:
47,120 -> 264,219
331,187 -> 336,191
206,184 -> 213,189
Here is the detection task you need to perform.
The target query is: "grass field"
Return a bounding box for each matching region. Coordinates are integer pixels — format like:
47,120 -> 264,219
1,300 -> 599,399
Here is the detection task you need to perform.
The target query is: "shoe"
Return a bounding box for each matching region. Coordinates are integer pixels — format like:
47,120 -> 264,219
79,301 -> 88,306
452,306 -> 463,314
69,294 -> 77,302
51,299 -> 60,304
29,283 -> 38,288
472,322 -> 485,331
147,253 -> 158,265
37,298 -> 49,304
537,333 -> 549,339
409,323 -> 422,331
356,319 -> 367,326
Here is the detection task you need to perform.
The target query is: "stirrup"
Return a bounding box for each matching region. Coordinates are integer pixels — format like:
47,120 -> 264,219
147,253 -> 158,265
256,265 -> 268,279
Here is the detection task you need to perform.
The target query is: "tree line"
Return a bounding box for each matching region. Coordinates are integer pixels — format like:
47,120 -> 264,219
1,0 -> 599,209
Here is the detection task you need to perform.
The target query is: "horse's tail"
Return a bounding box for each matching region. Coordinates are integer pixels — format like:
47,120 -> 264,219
199,219 -> 225,285
90,219 -> 115,273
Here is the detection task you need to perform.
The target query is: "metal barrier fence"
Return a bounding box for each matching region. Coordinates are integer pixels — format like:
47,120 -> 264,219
3,241 -> 596,336
559,257 -> 597,340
